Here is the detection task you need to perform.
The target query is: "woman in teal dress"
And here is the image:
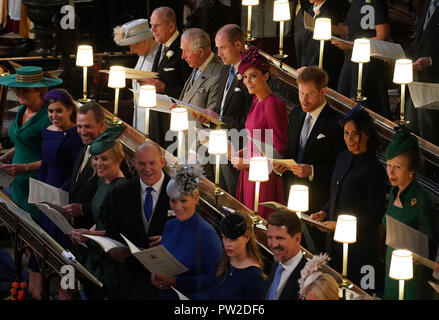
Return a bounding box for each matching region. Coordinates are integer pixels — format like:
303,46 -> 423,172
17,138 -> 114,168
69,126 -> 126,299
382,126 -> 435,300
0,66 -> 62,223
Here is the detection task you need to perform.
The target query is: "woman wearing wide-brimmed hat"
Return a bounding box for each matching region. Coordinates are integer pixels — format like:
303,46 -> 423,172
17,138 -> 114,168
0,66 -> 62,221
0,66 -> 61,299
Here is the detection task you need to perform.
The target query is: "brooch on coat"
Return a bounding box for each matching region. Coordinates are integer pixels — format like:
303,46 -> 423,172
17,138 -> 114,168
410,198 -> 417,206
166,50 -> 174,59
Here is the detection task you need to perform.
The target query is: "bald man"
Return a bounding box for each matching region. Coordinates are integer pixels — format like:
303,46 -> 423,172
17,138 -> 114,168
105,141 -> 172,300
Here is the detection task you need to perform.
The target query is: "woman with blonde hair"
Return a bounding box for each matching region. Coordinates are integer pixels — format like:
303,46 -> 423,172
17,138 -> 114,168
210,212 -> 266,300
298,253 -> 339,300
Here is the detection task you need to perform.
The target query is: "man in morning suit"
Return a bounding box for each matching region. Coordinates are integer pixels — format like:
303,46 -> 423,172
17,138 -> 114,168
406,0 -> 439,145
212,24 -> 252,195
105,141 -> 172,300
266,210 -> 306,300
274,66 -> 344,253
62,103 -> 106,230
142,6 -> 192,149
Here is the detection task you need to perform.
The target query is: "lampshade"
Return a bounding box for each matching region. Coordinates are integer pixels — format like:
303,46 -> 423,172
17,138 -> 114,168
76,45 -> 93,67
393,59 -> 413,84
389,249 -> 413,280
249,157 -> 269,182
170,107 -> 189,131
333,214 -> 357,243
108,66 -> 126,89
138,85 -> 156,108
287,185 -> 309,212
273,0 -> 291,22
242,0 -> 259,5
208,130 -> 228,155
313,18 -> 332,41
351,38 -> 370,63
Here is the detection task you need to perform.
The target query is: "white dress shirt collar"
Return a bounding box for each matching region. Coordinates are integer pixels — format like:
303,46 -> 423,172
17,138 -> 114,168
199,52 -> 214,72
164,30 -> 180,49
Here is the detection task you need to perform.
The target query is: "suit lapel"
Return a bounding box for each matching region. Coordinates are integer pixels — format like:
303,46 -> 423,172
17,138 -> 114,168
183,62 -> 212,102
157,37 -> 180,72
289,109 -> 306,159
417,1 -> 439,43
329,152 -> 352,221
151,44 -> 162,72
302,104 -> 330,153
279,255 -> 306,300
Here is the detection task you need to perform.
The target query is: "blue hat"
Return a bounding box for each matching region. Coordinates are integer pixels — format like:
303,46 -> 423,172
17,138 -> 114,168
0,66 -> 63,88
338,104 -> 369,126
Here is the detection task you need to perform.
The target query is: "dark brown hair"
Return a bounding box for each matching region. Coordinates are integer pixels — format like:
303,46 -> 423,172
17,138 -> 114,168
297,66 -> 328,90
267,210 -> 302,238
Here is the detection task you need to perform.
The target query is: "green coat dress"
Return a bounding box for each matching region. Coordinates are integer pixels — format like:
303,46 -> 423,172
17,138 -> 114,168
382,180 -> 435,300
86,177 -> 126,299
8,105 -> 51,223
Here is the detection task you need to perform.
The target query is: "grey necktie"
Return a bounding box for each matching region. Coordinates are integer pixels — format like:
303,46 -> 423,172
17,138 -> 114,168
220,66 -> 236,117
300,113 -> 312,148
424,0 -> 439,31
189,68 -> 200,88
159,45 -> 168,64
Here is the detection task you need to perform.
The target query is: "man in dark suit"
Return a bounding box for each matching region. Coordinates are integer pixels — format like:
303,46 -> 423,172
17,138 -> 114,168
407,0 -> 439,145
275,67 -> 344,253
142,6 -> 192,149
194,24 -> 252,195
105,140 -> 172,300
266,210 -> 306,300
62,102 -> 106,230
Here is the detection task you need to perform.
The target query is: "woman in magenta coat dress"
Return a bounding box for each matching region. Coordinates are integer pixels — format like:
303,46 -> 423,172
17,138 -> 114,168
234,46 -> 288,220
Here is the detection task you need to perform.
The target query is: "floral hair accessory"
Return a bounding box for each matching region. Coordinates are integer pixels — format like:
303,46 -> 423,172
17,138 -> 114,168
238,45 -> 270,75
298,253 -> 330,299
166,164 -> 205,199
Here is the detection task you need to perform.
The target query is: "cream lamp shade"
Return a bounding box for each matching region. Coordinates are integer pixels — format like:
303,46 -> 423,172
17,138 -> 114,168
351,38 -> 370,63
273,0 -> 291,21
108,66 -> 126,89
389,249 -> 413,280
393,59 -> 413,84
333,214 -> 357,243
170,108 -> 189,131
249,157 -> 269,182
138,85 -> 156,108
242,0 -> 259,5
76,45 -> 93,67
287,185 -> 309,212
208,130 -> 228,155
313,18 -> 332,40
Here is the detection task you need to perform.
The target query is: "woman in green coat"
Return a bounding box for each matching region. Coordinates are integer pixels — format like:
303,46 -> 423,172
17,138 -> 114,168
69,126 -> 126,299
382,126 -> 435,300
0,66 -> 62,223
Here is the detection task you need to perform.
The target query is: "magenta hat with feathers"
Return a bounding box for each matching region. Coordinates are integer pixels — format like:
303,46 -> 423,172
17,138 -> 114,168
238,46 -> 270,75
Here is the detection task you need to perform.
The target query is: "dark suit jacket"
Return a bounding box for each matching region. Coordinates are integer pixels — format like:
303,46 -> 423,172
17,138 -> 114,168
411,0 -> 439,83
213,64 -> 252,131
105,174 -> 172,299
266,255 -> 307,300
69,146 -> 98,229
284,104 -> 345,213
150,34 -> 192,148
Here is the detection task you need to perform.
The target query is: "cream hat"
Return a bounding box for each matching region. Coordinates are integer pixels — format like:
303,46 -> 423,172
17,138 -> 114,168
113,19 -> 153,46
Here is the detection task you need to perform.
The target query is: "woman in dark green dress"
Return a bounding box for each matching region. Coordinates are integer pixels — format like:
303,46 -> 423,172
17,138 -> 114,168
382,126 -> 435,300
69,126 -> 126,299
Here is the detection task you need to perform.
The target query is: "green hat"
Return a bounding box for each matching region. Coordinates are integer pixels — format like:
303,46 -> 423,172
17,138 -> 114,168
0,66 -> 63,88
385,125 -> 418,160
89,125 -> 126,155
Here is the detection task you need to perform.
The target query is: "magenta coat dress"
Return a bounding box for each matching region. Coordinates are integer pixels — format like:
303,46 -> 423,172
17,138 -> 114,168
236,94 -> 288,220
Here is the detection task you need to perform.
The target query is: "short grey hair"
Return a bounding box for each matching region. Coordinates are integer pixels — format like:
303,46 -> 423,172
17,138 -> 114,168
182,28 -> 211,53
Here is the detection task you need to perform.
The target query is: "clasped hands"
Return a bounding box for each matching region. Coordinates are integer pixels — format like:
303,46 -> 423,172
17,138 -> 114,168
272,163 -> 312,178
309,210 -> 336,232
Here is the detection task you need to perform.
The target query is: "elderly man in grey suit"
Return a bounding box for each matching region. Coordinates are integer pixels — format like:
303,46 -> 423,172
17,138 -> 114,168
178,28 -> 223,170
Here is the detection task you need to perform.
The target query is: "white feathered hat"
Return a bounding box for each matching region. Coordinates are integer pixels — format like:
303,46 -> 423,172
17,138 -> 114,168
113,19 -> 153,46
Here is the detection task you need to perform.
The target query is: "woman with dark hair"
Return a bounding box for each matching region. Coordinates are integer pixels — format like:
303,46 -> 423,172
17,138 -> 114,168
233,46 -> 288,220
310,105 -> 387,293
382,126 -> 435,300
39,88 -> 83,191
210,212 -> 266,300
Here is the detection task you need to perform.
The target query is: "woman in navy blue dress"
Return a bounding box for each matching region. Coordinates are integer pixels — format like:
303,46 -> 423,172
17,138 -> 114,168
210,212 -> 266,300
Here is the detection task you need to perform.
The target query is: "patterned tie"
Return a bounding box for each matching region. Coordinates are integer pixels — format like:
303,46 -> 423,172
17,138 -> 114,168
76,145 -> 90,182
189,68 -> 200,88
424,0 -> 439,31
225,65 -> 235,91
159,45 -> 168,64
299,113 -> 312,148
267,264 -> 285,300
143,186 -> 154,221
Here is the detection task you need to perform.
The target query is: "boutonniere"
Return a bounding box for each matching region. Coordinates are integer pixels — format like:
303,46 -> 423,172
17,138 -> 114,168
237,74 -> 243,81
166,50 -> 174,59
411,198 -> 417,206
